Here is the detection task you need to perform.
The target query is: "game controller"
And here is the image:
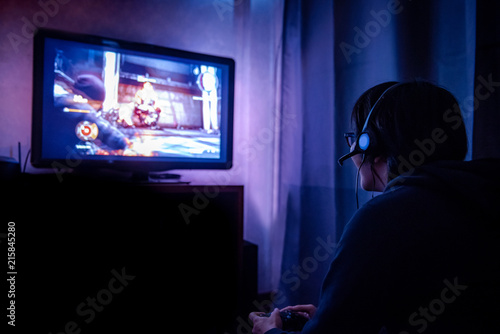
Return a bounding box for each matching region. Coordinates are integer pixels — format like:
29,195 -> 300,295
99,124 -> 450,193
261,310 -> 309,332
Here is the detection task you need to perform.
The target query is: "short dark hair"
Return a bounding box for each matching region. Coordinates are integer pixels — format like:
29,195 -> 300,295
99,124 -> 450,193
351,80 -> 468,178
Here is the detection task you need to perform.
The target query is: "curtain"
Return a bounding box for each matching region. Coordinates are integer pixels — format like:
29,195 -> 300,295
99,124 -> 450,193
275,0 -> 336,307
275,0 -> 476,307
474,0 -> 500,159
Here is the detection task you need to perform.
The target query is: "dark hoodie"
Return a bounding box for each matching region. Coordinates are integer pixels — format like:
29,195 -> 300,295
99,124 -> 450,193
267,159 -> 500,334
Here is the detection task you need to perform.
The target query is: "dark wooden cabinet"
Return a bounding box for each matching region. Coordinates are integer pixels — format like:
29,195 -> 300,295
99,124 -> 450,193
5,174 -> 244,333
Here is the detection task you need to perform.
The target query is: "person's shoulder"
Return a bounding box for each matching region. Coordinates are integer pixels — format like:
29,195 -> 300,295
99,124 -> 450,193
354,185 -> 416,220
342,183 -> 430,244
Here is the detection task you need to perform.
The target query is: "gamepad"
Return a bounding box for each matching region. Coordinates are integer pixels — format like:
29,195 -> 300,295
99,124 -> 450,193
261,310 -> 309,332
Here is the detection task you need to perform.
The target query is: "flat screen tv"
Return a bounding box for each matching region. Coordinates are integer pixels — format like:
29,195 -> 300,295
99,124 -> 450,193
31,29 -> 234,178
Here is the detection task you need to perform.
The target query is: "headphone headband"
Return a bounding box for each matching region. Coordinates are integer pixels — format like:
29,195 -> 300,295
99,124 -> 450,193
361,82 -> 401,133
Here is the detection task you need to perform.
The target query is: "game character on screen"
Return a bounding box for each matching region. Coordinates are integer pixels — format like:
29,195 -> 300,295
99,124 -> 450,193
132,82 -> 162,128
54,71 -> 128,153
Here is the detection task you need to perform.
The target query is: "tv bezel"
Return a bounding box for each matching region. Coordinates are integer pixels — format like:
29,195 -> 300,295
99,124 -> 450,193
31,29 -> 234,173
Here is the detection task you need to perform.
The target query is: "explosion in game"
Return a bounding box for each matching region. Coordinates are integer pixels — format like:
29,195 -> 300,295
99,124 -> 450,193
52,46 -> 222,159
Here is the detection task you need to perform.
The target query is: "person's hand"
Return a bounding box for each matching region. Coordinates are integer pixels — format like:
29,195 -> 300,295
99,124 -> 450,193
281,304 -> 317,320
249,308 -> 282,334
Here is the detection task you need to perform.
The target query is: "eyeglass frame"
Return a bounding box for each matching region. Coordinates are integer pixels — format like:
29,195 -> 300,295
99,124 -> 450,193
344,132 -> 356,148
338,132 -> 361,166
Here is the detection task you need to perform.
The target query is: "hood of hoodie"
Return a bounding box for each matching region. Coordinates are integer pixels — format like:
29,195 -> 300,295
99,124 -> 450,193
385,159 -> 500,216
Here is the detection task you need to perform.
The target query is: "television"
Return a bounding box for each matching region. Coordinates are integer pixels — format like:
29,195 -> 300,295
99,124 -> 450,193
31,29 -> 234,179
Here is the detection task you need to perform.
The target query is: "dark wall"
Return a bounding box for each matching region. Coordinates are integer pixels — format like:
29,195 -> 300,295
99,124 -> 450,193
0,0 -> 236,161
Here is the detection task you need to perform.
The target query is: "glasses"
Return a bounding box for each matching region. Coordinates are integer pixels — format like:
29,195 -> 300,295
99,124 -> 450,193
344,132 -> 356,148
338,132 -> 358,166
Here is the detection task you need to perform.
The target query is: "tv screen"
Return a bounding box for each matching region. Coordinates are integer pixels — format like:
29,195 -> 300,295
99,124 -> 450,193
31,29 -> 234,175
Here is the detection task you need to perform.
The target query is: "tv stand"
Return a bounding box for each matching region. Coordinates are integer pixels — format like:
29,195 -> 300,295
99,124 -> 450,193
6,173 -> 244,333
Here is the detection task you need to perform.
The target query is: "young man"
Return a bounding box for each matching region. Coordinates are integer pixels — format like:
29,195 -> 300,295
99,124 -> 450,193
250,81 -> 500,333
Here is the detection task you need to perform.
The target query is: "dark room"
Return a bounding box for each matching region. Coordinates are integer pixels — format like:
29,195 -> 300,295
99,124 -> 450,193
1,0 -> 500,333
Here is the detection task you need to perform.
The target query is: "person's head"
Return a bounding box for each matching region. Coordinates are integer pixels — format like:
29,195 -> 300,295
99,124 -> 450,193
347,80 -> 468,191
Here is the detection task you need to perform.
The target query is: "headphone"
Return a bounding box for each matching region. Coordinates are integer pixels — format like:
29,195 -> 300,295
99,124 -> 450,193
338,82 -> 401,166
